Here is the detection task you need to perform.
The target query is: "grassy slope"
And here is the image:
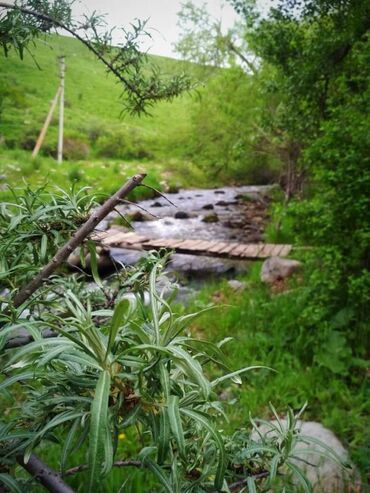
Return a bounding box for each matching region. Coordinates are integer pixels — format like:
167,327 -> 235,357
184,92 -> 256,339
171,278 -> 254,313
0,34 -> 193,152
0,34 -> 209,199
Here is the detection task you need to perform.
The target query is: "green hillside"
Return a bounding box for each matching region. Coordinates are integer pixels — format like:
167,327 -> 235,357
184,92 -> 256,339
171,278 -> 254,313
0,34 -> 207,197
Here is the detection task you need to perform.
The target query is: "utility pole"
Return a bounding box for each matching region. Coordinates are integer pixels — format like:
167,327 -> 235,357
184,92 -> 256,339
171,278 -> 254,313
57,56 -> 65,164
32,86 -> 61,159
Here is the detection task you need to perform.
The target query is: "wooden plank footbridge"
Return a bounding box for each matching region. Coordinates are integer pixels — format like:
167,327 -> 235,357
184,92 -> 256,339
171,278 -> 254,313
93,230 -> 292,260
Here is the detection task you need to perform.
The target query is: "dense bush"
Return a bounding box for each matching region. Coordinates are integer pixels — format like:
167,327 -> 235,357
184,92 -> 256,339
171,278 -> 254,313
97,129 -> 153,160
188,67 -> 281,184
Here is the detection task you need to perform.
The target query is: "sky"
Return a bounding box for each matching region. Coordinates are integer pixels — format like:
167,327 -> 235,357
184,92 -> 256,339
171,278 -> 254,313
72,0 -> 241,58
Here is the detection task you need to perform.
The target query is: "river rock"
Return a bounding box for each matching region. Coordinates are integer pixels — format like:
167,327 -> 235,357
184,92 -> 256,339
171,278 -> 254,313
129,210 -> 153,222
202,213 -> 219,223
202,203 -> 214,210
175,211 -> 190,219
151,201 -> 163,207
251,420 -> 358,493
261,256 -> 302,283
227,280 -> 246,291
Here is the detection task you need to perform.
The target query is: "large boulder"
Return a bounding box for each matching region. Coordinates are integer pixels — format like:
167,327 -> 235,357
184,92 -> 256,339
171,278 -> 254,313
261,256 -> 302,284
252,420 -> 359,493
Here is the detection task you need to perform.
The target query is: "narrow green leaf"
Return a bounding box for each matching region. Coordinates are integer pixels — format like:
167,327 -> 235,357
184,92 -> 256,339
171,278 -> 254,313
0,371 -> 39,390
269,454 -> 280,483
297,435 -> 347,466
144,457 -> 173,493
286,461 -> 312,493
211,366 -> 273,387
247,476 -> 257,493
40,234 -> 48,262
181,408 -> 226,490
0,473 -> 23,493
167,395 -> 185,457
87,240 -> 103,289
157,407 -> 170,464
87,370 -> 111,493
149,264 -> 160,343
61,418 -> 80,473
106,298 -> 132,357
168,346 -> 211,398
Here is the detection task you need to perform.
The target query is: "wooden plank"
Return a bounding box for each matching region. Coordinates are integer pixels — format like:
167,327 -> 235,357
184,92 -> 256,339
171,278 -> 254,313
143,239 -> 185,249
229,244 -> 249,257
207,242 -> 229,253
144,239 -> 168,247
218,242 -> 240,254
124,235 -> 149,245
174,240 -> 202,250
259,244 -> 275,258
180,240 -> 209,251
241,244 -> 264,258
102,232 -> 135,246
278,245 -> 292,257
189,240 -> 216,251
267,244 -> 285,257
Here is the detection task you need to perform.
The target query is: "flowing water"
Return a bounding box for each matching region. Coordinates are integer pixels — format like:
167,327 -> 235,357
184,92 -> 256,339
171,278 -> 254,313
103,185 -> 274,287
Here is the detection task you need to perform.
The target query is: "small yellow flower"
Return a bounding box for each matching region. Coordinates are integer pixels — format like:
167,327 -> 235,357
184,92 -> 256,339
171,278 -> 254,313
118,432 -> 126,440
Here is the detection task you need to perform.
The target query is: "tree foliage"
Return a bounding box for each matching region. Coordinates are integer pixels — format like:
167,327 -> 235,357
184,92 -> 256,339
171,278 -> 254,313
231,0 -> 370,365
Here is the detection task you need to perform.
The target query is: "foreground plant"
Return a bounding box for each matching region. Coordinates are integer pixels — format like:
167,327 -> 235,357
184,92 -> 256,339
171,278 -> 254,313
0,183 -> 343,492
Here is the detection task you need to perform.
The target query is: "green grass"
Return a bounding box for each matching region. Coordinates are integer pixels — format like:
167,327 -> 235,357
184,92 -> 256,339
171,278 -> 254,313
0,34 -> 215,196
0,148 -> 209,201
183,263 -> 370,483
0,34 -> 194,157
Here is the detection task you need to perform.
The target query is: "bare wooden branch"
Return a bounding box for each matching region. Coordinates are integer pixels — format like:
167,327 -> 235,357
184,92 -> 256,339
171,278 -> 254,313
210,471 -> 269,492
64,460 -> 142,477
17,453 -> 75,493
9,174 -> 146,311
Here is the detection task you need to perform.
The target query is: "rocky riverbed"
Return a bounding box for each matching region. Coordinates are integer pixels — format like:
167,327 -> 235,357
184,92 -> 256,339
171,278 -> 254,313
97,185 -> 275,286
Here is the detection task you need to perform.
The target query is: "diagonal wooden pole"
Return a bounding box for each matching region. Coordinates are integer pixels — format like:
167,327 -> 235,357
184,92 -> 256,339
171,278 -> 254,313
32,86 -> 61,159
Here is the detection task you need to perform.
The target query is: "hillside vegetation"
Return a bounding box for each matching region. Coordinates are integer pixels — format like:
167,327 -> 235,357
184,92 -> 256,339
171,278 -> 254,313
0,34 -> 210,198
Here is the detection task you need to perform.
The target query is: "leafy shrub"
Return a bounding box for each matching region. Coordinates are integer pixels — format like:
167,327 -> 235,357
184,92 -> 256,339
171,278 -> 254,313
0,185 -> 342,492
63,137 -> 90,160
97,129 -> 153,160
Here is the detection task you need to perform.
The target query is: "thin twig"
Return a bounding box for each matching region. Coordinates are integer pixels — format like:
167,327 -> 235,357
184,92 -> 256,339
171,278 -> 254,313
117,198 -> 159,218
7,174 -> 145,313
17,453 -> 75,493
64,460 -> 142,476
138,184 -> 178,207
210,471 -> 269,492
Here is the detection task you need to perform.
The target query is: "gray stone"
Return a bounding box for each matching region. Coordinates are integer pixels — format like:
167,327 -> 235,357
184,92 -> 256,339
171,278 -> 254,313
261,256 -> 302,283
129,210 -> 153,222
175,211 -> 190,219
252,420 -> 359,493
202,213 -> 219,223
227,280 -> 246,291
202,204 -> 214,210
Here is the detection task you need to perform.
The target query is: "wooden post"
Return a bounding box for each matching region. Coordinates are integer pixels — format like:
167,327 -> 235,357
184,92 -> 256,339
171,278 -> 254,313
57,55 -> 65,164
32,86 -> 61,159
